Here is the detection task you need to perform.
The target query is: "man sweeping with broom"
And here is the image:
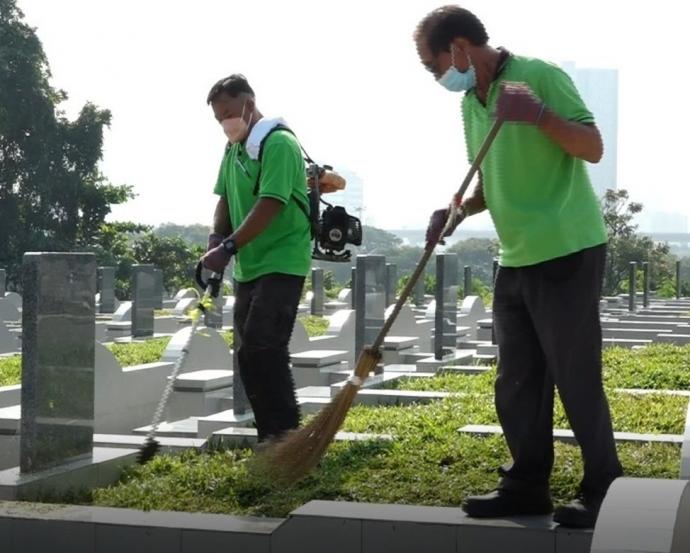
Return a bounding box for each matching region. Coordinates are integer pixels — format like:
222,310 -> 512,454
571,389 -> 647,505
201,74 -> 311,443
415,5 -> 622,528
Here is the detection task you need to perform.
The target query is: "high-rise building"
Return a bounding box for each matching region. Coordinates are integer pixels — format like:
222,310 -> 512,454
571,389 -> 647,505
561,62 -> 618,197
322,168 -> 365,224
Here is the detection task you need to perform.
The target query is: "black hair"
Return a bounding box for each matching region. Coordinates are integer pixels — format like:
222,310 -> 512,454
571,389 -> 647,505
417,5 -> 489,56
206,74 -> 255,105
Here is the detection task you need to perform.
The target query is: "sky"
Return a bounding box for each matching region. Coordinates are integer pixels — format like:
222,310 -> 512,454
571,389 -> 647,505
14,0 -> 690,231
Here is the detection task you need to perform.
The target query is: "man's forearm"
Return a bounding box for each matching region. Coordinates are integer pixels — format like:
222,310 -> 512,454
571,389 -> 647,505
230,197 -> 284,248
213,197 -> 233,237
462,179 -> 487,216
538,110 -> 603,163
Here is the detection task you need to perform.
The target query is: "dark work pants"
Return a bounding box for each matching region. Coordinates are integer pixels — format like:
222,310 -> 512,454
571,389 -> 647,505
493,244 -> 622,497
233,273 -> 304,442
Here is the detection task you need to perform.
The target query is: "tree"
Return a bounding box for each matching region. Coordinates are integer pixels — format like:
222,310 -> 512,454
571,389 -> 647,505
131,232 -> 204,297
155,223 -> 210,248
448,237 -> 499,285
0,0 -> 132,287
601,189 -> 675,295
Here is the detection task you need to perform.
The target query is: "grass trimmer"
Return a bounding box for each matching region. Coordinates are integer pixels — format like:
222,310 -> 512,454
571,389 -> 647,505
256,118 -> 505,483
137,262 -> 223,465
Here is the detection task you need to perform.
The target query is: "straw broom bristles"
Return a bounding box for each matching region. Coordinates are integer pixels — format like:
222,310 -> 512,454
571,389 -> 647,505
254,347 -> 381,484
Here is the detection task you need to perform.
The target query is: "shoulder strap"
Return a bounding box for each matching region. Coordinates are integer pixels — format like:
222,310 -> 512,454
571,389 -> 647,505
252,125 -> 317,238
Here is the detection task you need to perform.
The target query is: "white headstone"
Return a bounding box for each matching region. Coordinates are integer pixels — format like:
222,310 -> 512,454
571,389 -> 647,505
0,299 -> 20,323
111,301 -> 132,322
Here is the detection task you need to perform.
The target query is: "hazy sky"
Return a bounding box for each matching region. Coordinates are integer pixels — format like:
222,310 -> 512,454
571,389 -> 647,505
15,0 -> 690,231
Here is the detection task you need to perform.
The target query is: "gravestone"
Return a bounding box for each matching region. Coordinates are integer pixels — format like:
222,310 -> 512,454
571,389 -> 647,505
385,263 -> 397,307
435,253 -> 459,360
311,268 -> 324,316
0,268 -> 5,297
629,261 -> 637,312
153,268 -> 164,309
97,266 -> 116,314
677,260 -> 682,300
131,264 -> 156,338
20,252 -> 96,473
354,255 -> 386,366
350,266 -> 356,309
463,265 -> 472,297
642,261 -> 650,308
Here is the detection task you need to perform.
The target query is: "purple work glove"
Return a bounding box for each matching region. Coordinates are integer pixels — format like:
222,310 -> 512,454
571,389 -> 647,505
207,232 -> 224,251
425,194 -> 465,248
496,82 -> 546,125
201,243 -> 234,274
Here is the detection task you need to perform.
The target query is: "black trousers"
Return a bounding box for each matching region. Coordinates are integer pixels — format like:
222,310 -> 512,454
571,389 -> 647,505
493,244 -> 622,497
233,273 -> 305,442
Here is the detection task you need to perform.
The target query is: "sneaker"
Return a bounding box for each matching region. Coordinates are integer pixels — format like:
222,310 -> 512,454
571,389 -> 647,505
553,494 -> 605,528
462,488 -> 554,518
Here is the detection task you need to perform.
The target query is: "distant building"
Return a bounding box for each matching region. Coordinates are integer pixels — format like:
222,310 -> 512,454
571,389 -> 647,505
561,62 -> 618,197
324,169 -> 365,224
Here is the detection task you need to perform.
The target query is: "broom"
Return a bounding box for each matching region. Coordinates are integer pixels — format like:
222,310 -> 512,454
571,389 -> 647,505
256,118 -> 504,483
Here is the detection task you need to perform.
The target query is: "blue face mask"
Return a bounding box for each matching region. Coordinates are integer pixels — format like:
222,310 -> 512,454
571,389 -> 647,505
437,45 -> 476,92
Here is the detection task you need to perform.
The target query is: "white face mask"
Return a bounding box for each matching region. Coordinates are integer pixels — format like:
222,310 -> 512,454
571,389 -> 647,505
221,102 -> 253,144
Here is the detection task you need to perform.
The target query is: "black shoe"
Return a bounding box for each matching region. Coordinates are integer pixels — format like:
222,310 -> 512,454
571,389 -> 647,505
462,488 -> 554,518
553,494 -> 605,528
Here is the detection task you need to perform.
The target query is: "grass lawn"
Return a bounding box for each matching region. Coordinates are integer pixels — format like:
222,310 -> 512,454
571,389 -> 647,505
90,346 -> 689,517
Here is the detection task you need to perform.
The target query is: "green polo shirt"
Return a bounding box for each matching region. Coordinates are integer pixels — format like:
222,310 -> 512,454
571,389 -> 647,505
462,54 -> 607,267
214,129 -> 311,282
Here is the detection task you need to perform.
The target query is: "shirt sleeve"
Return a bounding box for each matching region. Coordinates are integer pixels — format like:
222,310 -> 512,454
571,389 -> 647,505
257,132 -> 305,204
536,62 -> 595,125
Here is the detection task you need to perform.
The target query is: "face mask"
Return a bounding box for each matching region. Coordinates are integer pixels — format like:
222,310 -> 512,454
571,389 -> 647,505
221,102 -> 253,144
437,44 -> 476,92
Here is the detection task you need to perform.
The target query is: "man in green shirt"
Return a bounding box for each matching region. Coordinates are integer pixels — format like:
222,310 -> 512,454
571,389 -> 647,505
415,6 -> 622,528
201,74 -> 311,442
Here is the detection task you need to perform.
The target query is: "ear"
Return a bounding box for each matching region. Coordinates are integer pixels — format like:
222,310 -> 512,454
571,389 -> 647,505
245,96 -> 256,113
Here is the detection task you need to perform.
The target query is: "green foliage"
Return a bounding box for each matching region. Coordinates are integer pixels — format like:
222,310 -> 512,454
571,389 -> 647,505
90,404 -> 680,516
0,0 -> 133,288
0,355 -> 20,387
601,189 -> 677,295
154,223 -> 210,248
87,344 -> 689,517
448,238 -> 498,285
602,344 -> 690,389
105,338 -> 172,367
131,232 -> 204,297
298,315 -> 329,337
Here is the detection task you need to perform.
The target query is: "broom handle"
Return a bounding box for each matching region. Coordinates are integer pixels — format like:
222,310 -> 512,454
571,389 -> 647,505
371,118 -> 503,352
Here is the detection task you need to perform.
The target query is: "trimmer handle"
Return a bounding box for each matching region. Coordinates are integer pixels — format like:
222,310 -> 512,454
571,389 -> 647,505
195,261 -> 223,298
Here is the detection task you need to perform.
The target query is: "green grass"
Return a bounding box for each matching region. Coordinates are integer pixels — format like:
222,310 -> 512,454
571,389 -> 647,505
106,337 -> 172,367
603,344 -> 690,389
81,343 -> 690,516
0,356 -> 20,387
298,315 -> 329,337
90,420 -> 680,517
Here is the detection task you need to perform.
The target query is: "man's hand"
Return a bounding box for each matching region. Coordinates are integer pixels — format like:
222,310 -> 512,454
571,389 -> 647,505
425,198 -> 465,249
201,243 -> 234,274
496,82 -> 545,125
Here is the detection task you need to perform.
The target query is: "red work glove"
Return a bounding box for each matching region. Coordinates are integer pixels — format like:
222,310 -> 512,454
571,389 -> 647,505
496,82 -> 546,125
201,243 -> 234,274
207,233 -> 224,251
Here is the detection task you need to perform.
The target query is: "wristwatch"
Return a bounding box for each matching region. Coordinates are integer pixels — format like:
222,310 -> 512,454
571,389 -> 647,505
222,237 -> 238,256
